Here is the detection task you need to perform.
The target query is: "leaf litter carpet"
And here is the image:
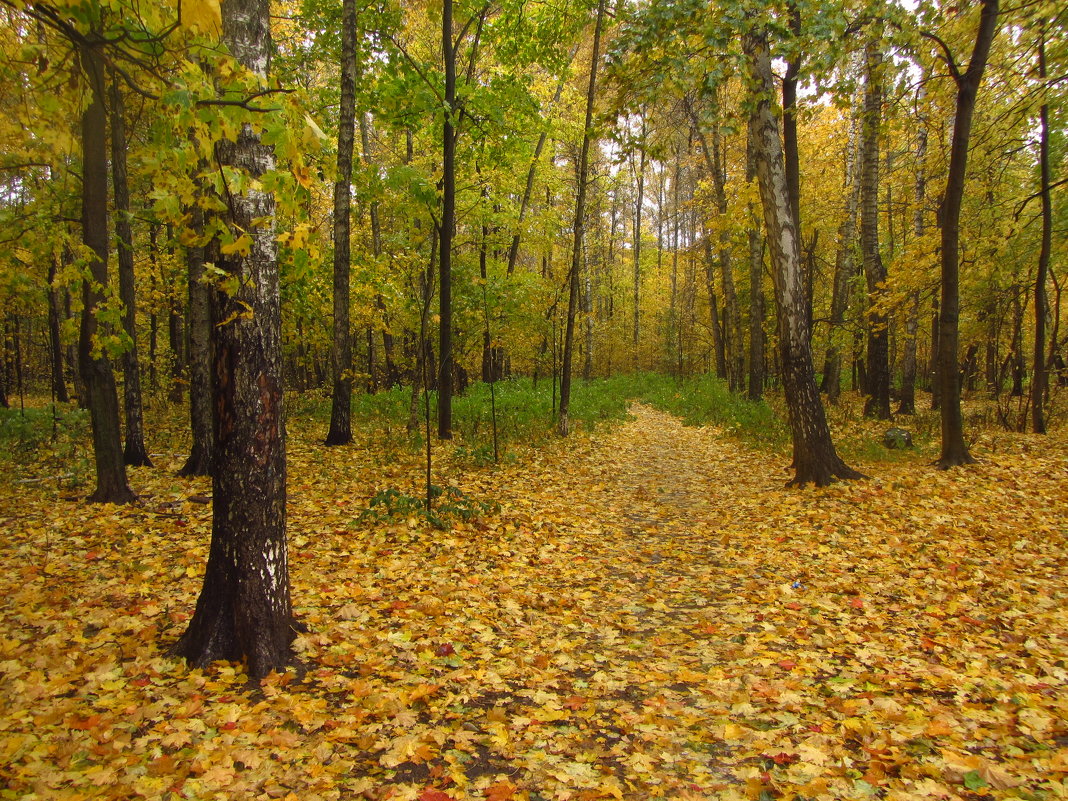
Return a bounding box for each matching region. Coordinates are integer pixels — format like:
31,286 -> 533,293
1,403 -> 1067,800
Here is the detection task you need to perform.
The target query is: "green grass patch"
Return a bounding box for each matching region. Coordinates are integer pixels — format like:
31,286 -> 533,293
619,373 -> 790,452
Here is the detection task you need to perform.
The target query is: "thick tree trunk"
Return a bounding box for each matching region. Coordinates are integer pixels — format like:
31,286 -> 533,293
109,77 -> 152,467
179,202 -> 214,477
173,0 -> 293,680
559,0 -> 605,436
743,24 -> 862,487
78,41 -> 135,504
325,0 -> 356,446
860,41 -> 890,420
935,0 -> 997,468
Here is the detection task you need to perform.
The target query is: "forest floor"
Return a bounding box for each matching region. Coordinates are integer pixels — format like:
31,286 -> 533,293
1,401 -> 1067,800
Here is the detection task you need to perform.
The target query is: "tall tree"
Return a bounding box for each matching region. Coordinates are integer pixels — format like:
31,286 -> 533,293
437,0 -> 457,439
631,111 -> 647,366
174,0 -> 294,679
860,39 -> 890,419
559,0 -> 606,436
747,217 -> 765,402
743,21 -> 862,486
929,0 -> 998,468
325,0 -> 357,446
109,76 -> 152,466
77,34 -> 136,504
178,198 -> 214,477
821,97 -> 861,403
898,84 -> 928,416
1031,25 -> 1051,434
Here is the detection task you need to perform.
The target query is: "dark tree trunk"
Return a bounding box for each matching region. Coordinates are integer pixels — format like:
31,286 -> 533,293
705,238 -> 727,379
934,0 -> 997,468
1009,289 -> 1025,396
860,40 -> 890,420
1032,29 -> 1051,434
748,224 -> 765,401
47,256 -> 69,403
109,77 -> 152,467
438,0 -> 455,439
559,0 -> 605,436
168,295 -> 185,405
898,293 -> 920,414
744,23 -> 862,487
179,202 -> 214,477
77,40 -> 135,505
173,0 -> 293,681
325,0 -> 356,446
929,297 -> 940,407
148,224 -> 160,390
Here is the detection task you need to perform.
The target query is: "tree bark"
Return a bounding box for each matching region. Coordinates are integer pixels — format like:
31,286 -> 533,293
743,24 -> 862,487
109,76 -> 152,467
860,40 -> 890,419
559,0 -> 605,436
748,223 -> 765,401
179,201 -> 214,477
77,39 -> 135,504
326,0 -> 357,446
173,0 -> 293,680
705,236 -> 727,379
1031,29 -> 1050,434
438,0 -> 456,439
934,0 -> 998,468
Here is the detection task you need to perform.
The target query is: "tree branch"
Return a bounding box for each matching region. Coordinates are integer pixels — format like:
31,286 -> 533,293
920,30 -> 962,83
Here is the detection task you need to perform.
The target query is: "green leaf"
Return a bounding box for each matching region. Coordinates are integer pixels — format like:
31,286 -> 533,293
963,770 -> 989,791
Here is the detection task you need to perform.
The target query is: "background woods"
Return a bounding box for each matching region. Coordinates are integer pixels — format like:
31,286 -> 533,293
0,0 -> 1064,456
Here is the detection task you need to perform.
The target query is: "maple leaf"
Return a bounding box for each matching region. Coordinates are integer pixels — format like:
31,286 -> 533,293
485,781 -> 516,801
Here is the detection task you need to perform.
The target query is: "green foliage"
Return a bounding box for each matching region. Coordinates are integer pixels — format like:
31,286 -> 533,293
0,405 -> 88,454
358,485 -> 498,529
620,373 -> 790,452
0,405 -> 92,489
